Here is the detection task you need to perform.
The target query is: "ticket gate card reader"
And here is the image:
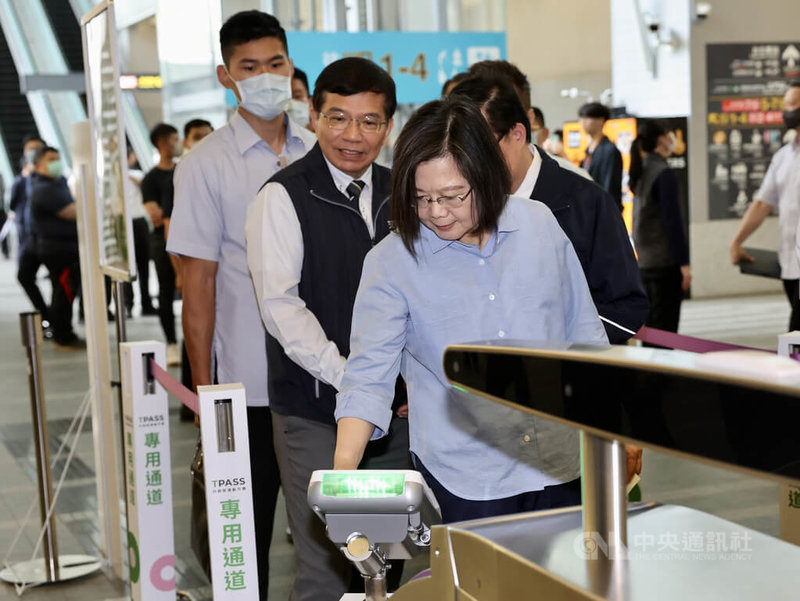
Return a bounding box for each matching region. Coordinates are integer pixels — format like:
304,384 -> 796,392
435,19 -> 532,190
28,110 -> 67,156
308,470 -> 441,600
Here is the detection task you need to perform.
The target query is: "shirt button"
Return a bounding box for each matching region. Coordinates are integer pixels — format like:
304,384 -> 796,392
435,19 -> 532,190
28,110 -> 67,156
523,434 -> 531,443
498,330 -> 505,338
489,293 -> 495,301
478,259 -> 486,266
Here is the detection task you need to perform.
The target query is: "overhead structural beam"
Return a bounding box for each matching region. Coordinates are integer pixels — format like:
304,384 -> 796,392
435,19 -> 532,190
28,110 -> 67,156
19,73 -> 86,93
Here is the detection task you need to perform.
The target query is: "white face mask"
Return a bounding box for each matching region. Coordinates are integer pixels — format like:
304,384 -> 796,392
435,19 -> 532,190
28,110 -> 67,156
229,70 -> 291,121
286,98 -> 310,126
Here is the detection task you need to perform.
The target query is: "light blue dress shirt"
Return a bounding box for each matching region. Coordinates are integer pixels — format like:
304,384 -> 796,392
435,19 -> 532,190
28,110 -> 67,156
167,111 -> 316,406
336,196 -> 608,500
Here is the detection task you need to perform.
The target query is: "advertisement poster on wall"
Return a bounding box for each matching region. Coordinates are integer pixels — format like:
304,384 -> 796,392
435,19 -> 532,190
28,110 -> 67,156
706,42 -> 800,220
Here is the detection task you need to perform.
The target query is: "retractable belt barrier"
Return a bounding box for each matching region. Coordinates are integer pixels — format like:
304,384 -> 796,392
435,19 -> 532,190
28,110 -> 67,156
634,325 -> 800,361
148,359 -> 199,415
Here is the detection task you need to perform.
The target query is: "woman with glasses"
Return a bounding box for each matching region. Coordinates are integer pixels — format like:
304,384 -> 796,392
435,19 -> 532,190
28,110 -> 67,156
333,96 -> 608,522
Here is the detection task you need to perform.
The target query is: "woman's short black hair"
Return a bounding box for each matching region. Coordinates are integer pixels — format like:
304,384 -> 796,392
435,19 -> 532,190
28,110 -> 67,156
312,57 -> 397,119
629,119 -> 668,190
391,96 -> 511,257
450,74 -> 531,143
219,10 -> 287,67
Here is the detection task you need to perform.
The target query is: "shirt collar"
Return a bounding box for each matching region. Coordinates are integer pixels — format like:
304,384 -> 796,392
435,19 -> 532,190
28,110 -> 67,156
496,197 -> 521,233
420,194 -> 518,255
230,110 -> 304,156
512,144 -> 542,198
322,154 -> 373,196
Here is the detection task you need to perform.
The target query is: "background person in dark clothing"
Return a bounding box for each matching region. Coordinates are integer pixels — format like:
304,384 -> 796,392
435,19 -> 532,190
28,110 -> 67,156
0,174 -> 7,259
630,119 -> 691,334
29,146 -> 82,348
9,135 -> 51,328
126,145 -> 156,315
579,101 -> 624,211
451,75 -> 648,343
142,122 -> 181,364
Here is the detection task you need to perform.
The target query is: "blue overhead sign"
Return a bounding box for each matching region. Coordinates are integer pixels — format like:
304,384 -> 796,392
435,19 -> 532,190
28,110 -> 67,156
285,31 -> 506,105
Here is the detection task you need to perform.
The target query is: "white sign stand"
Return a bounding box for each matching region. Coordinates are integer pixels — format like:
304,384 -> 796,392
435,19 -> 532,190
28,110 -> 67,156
120,342 -> 176,598
71,120 -> 124,576
198,384 -> 259,599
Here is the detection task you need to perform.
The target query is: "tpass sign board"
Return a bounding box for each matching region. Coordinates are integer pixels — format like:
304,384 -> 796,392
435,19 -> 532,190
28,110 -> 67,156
120,342 -> 175,599
198,384 -> 259,599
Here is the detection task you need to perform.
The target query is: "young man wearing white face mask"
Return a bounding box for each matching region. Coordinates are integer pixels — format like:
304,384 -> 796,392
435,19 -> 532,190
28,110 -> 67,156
167,11 -> 315,599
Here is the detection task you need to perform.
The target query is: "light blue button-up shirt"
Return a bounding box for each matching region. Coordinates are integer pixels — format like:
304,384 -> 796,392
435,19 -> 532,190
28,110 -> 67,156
168,111 -> 316,406
336,196 -> 608,500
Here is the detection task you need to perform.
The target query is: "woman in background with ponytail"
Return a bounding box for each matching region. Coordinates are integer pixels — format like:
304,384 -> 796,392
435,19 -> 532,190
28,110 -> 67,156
630,119 -> 691,335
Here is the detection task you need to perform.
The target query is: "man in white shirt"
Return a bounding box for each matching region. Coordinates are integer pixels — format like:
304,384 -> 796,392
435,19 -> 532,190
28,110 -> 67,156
166,10 -> 316,598
246,57 -> 407,601
731,81 -> 800,331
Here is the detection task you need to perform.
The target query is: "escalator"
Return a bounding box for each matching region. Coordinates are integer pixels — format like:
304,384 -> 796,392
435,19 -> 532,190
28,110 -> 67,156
42,0 -> 86,112
42,0 -> 83,73
0,28 -> 39,173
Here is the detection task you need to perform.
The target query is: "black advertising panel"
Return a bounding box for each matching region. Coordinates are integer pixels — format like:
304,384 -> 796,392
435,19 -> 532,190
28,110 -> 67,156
706,42 -> 800,220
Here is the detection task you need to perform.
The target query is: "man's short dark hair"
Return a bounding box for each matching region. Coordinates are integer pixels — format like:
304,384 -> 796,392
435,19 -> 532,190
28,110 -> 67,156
22,133 -> 45,148
293,67 -> 309,95
33,146 -> 59,165
468,60 -> 531,111
312,57 -> 397,119
219,10 -> 287,67
149,123 -> 178,148
531,106 -> 545,128
441,72 -> 469,96
578,102 -> 611,121
450,75 -> 531,144
391,95 -> 510,257
183,119 -> 213,139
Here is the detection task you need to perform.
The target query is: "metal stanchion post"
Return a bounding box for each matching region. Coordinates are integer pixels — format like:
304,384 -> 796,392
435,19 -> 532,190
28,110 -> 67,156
20,312 -> 59,582
113,280 -> 127,344
581,432 -> 629,599
0,314 -> 101,586
582,432 -> 628,550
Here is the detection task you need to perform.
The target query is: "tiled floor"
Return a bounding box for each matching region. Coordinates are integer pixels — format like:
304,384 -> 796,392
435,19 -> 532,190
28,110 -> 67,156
0,256 -> 791,600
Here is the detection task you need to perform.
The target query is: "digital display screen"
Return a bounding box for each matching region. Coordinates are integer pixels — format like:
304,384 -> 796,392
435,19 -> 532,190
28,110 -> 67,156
321,473 -> 406,498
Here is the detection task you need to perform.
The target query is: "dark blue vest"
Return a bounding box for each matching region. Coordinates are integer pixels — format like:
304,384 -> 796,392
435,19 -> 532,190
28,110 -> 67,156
265,143 -> 392,424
